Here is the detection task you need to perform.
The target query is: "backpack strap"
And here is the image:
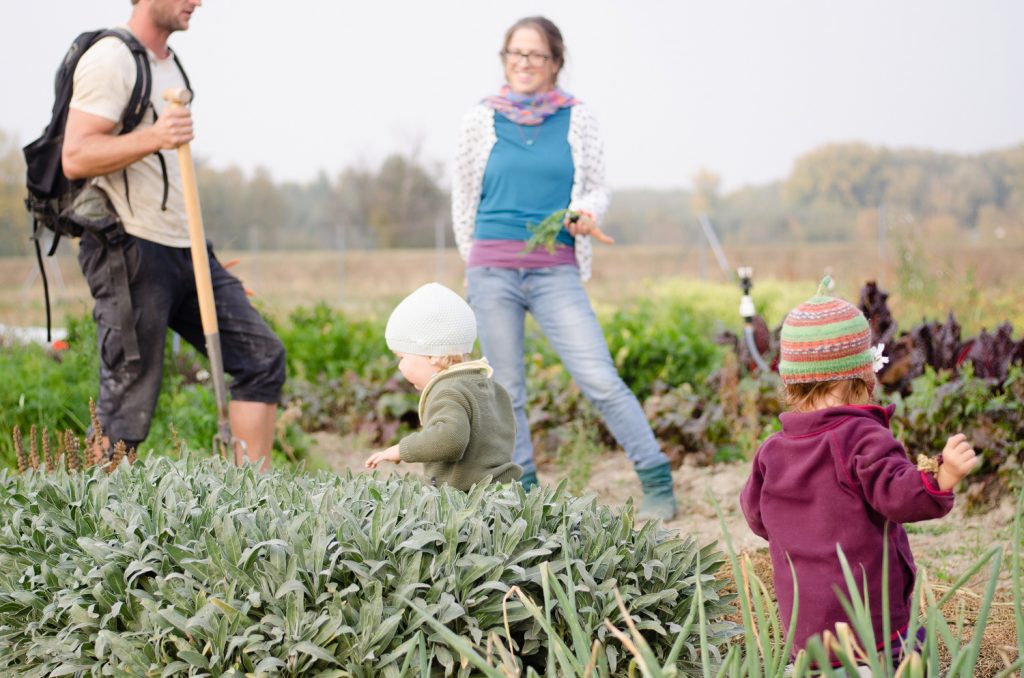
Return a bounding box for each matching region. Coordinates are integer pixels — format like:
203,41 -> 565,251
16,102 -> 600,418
158,47 -> 190,212
169,47 -> 192,101
32,223 -> 54,343
121,168 -> 135,216
43,221 -> 62,257
86,224 -> 142,367
106,238 -> 142,366
116,37 -> 191,213
155,150 -> 170,211
103,28 -> 152,135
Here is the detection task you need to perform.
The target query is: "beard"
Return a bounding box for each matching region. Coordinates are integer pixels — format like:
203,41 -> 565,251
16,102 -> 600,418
150,2 -> 190,33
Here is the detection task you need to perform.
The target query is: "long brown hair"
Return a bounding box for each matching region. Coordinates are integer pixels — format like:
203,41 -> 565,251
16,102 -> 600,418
502,16 -> 566,80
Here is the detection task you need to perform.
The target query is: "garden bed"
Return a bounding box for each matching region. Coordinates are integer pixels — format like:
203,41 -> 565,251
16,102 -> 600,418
316,434 -> 1022,675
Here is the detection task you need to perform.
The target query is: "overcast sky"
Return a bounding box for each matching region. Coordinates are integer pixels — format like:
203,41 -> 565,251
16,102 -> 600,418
2,1 -> 1022,190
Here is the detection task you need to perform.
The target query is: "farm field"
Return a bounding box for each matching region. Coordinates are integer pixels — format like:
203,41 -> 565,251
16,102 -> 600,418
2,240 -> 1023,330
1,240 -> 1022,674
2,0 -> 1022,671
315,432 -> 1023,675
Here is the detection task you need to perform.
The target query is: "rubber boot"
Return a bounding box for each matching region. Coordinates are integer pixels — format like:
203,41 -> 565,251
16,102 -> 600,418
519,469 -> 539,492
636,462 -> 677,521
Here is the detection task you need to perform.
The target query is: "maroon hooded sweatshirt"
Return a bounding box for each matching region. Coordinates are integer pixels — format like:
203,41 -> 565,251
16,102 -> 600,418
740,404 -> 954,654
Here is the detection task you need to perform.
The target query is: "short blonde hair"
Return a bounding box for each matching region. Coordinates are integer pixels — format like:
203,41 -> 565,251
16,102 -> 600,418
429,354 -> 471,370
785,378 -> 872,412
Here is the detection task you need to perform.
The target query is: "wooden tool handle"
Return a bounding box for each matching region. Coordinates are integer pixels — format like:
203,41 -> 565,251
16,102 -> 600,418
162,88 -> 217,336
162,87 -> 193,106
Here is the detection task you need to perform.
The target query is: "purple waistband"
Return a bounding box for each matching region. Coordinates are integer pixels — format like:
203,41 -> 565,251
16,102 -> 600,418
468,239 -> 577,269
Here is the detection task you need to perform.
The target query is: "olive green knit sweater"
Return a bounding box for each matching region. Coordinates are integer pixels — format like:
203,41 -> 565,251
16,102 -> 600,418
398,361 -> 521,491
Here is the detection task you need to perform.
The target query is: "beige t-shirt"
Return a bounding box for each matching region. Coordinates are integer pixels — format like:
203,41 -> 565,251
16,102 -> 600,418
70,31 -> 190,247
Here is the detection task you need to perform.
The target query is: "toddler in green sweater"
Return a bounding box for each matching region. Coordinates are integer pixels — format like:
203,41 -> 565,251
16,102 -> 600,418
364,283 -> 522,490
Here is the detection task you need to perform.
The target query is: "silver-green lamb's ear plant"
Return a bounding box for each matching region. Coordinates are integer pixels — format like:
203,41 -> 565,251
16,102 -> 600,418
0,452 -> 736,676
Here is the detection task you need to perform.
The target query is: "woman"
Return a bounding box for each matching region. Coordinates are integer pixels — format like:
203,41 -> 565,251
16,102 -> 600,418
452,16 -> 677,520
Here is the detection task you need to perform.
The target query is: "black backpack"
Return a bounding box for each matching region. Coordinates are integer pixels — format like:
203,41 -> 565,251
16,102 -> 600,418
23,28 -> 190,341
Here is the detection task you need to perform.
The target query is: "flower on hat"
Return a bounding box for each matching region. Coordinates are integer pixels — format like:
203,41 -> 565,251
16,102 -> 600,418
871,343 -> 889,373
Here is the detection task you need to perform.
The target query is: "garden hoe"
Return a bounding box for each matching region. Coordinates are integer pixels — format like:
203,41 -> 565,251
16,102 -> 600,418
162,88 -> 246,465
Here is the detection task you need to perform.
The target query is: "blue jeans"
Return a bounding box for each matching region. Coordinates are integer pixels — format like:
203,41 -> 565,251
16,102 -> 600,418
466,265 -> 668,475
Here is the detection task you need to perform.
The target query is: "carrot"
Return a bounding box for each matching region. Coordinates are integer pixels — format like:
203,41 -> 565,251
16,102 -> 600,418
521,209 -> 614,255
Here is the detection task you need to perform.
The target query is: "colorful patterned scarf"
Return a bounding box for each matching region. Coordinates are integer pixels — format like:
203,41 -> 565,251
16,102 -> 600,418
481,85 -> 579,125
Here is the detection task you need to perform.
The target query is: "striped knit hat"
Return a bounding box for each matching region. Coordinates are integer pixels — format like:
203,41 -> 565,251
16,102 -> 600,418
779,277 -> 874,387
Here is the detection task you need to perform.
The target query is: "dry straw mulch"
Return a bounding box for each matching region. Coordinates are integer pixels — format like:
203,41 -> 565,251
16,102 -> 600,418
716,549 -> 1020,676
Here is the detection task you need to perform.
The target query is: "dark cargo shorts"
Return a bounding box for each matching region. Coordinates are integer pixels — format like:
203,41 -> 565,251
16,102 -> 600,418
77,231 -> 286,447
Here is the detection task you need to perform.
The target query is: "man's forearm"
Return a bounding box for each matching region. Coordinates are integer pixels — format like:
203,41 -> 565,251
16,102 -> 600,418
63,127 -> 160,180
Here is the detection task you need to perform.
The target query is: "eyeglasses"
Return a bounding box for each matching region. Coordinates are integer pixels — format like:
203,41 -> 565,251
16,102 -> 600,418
501,50 -> 552,67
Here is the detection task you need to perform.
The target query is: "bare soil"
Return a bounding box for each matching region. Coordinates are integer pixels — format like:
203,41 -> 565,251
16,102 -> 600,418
312,432 -> 1021,675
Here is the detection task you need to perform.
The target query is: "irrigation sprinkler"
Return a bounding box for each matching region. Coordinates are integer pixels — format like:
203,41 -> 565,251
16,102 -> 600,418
738,266 -> 771,373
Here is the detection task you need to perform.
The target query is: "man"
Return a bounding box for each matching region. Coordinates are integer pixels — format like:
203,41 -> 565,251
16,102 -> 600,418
62,0 -> 285,470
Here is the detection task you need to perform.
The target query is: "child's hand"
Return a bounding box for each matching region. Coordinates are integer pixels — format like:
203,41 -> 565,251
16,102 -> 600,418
936,433 -> 978,491
365,445 -> 401,469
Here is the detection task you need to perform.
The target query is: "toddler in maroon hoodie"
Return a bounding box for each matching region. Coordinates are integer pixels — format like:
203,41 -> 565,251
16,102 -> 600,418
740,278 -> 977,668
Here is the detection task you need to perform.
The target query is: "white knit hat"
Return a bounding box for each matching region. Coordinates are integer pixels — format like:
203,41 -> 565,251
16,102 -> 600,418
385,283 -> 477,356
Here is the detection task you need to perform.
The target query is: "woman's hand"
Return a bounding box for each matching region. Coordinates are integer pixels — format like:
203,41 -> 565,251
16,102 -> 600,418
936,433 -> 978,491
365,445 -> 401,469
565,211 -> 615,245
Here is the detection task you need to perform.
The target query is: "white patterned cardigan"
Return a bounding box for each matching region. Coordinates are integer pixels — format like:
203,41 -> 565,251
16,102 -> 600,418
451,103 -> 611,282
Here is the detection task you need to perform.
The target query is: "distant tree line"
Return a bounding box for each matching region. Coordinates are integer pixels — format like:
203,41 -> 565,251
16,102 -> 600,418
0,128 -> 1021,256
605,143 -> 1024,247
